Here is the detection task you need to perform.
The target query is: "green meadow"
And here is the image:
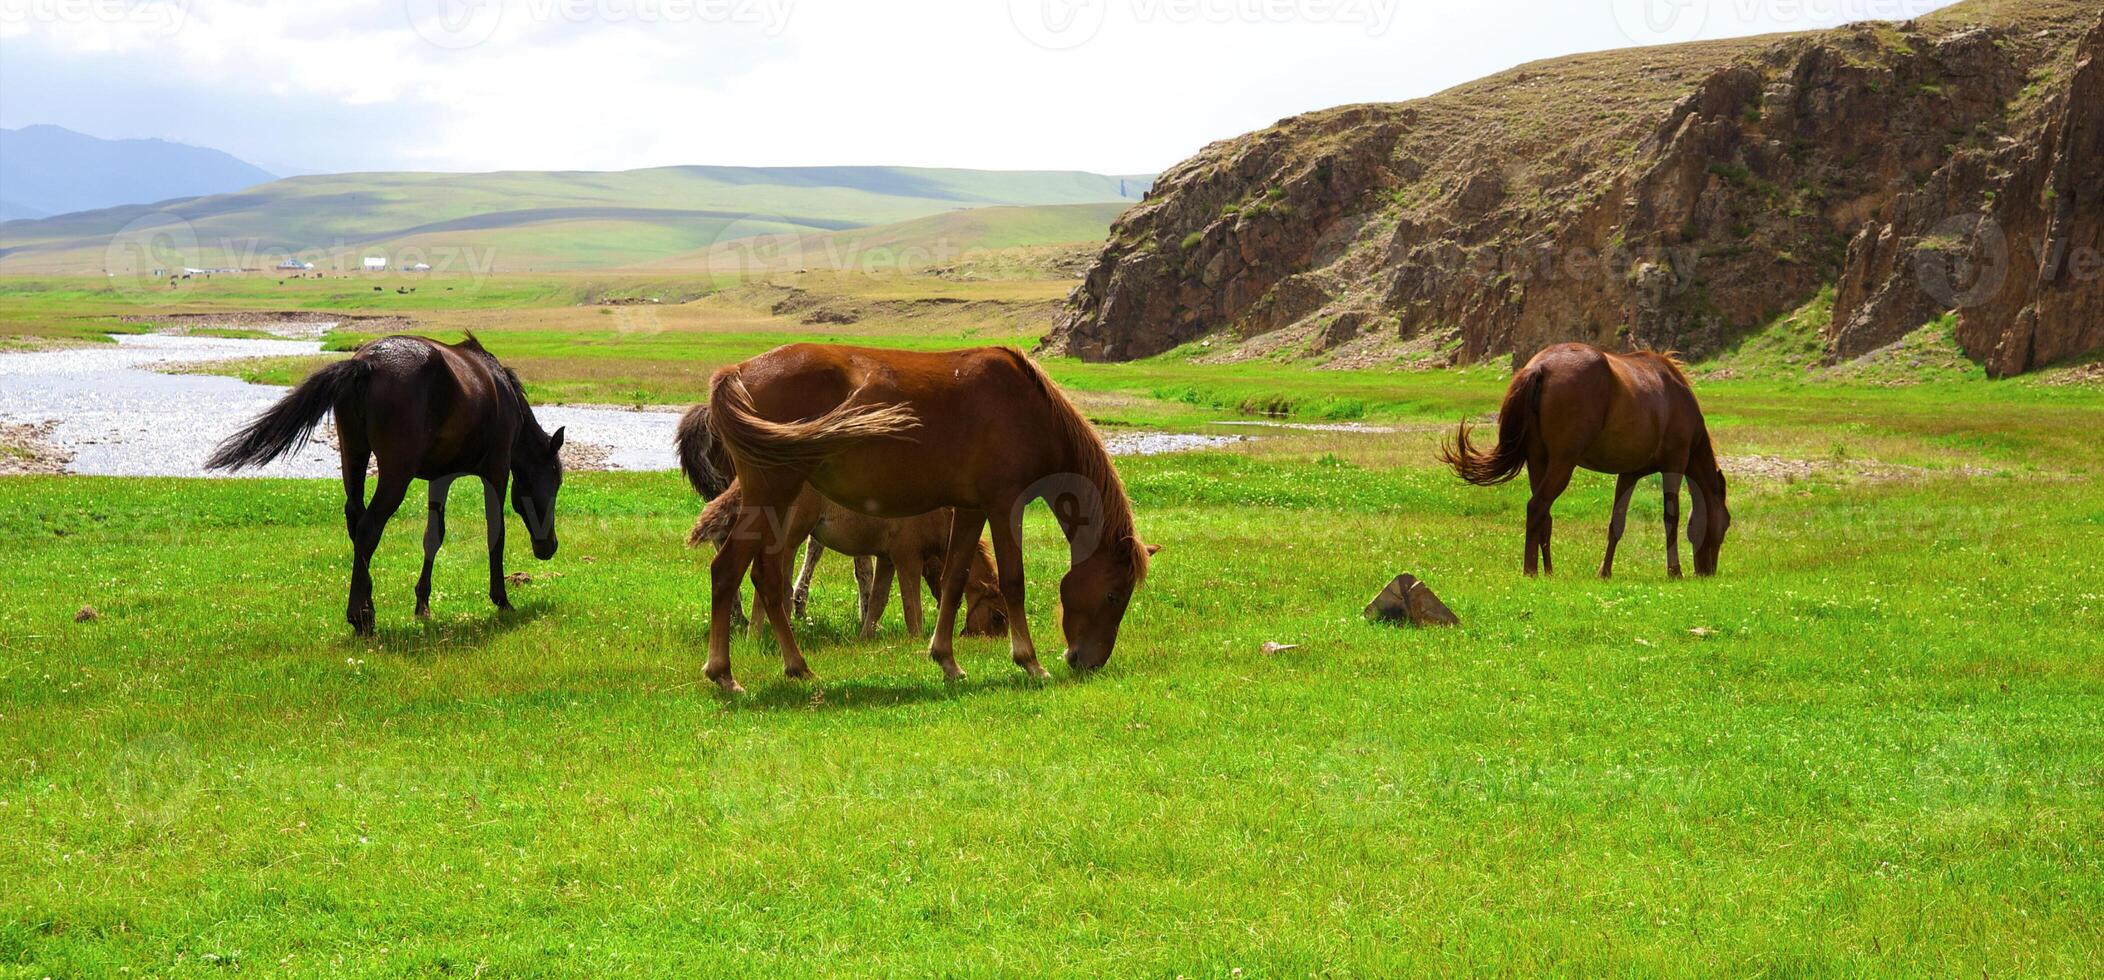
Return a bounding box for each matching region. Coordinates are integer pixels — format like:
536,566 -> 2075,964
2,270 -> 2102,974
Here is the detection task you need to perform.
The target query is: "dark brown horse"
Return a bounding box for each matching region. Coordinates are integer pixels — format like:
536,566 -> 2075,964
206,334 -> 565,633
1441,343 -> 1729,578
681,343 -> 1156,693
686,478 -> 1009,639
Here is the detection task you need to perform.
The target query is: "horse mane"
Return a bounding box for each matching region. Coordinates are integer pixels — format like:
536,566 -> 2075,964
993,347 -> 1148,584
456,332 -> 543,439
1628,349 -> 1691,386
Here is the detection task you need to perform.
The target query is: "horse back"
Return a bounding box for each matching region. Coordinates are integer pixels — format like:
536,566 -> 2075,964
736,343 -> 1072,513
350,335 -> 517,475
1525,344 -> 1708,474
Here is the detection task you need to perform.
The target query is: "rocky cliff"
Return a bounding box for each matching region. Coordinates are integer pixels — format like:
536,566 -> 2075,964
1046,0 -> 2103,376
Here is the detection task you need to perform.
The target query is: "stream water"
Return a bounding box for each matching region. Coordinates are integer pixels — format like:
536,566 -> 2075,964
0,333 -> 1242,477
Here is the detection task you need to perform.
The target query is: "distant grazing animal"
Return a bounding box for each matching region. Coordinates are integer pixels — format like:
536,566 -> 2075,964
678,343 -> 1157,693
206,334 -> 565,633
1441,343 -> 1729,578
685,477 -> 1009,640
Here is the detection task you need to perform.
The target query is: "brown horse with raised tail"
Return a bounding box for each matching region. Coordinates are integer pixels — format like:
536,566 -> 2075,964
206,335 -> 565,633
683,343 -> 1156,693
1441,343 -> 1729,578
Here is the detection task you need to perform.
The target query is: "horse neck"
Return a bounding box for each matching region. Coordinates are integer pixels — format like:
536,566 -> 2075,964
1686,429 -> 1723,492
506,393 -> 548,462
1053,437 -> 1137,566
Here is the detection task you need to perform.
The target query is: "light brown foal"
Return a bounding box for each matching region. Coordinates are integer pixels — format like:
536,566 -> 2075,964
689,480 -> 1009,639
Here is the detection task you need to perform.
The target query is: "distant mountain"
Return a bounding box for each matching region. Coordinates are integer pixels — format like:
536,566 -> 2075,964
0,165 -> 1153,272
0,125 -> 277,218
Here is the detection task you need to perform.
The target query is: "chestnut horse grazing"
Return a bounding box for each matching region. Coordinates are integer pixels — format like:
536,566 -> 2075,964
683,343 -> 1154,693
1441,343 -> 1729,578
687,479 -> 1009,639
206,335 -> 565,633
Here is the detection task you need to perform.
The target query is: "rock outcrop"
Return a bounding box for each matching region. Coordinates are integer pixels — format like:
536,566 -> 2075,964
1046,0 -> 2103,377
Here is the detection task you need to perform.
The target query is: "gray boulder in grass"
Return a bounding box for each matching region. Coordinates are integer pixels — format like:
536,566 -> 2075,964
1364,574 -> 1459,627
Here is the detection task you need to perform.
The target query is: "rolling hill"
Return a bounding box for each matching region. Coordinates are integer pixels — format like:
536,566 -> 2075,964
0,166 -> 1152,273
0,125 -> 276,220
630,202 -> 1133,275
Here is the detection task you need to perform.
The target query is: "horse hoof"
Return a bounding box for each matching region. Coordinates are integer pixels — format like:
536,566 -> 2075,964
415,606 -> 432,620
785,665 -> 817,681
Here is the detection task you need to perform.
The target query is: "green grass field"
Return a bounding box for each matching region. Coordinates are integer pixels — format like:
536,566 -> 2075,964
3,267 -> 2103,974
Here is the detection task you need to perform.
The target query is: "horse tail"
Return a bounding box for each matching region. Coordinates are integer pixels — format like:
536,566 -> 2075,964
675,403 -> 732,499
704,368 -> 920,471
686,479 -> 742,549
1440,364 -> 1542,486
205,358 -> 372,471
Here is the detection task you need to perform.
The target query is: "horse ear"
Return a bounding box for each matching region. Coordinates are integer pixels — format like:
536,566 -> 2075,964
1143,542 -> 1162,556
549,427 -> 566,453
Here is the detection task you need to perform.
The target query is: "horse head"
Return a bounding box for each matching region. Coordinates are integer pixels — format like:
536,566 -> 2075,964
512,426 -> 566,560
1058,537 -> 1159,672
1690,470 -> 1730,576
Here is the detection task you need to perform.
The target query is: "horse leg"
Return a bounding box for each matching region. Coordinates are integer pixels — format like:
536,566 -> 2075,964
989,504 -> 1048,680
792,537 -> 822,619
926,509 -> 987,682
1662,472 -> 1685,579
477,475 -> 514,612
747,560 -> 767,640
1525,462 -> 1574,577
897,555 -> 926,638
861,557 -> 895,638
415,475 -> 455,619
1599,472 -> 1641,580
707,534 -> 760,694
853,556 -> 875,625
340,436 -> 370,543
347,468 -> 412,635
751,537 -> 814,680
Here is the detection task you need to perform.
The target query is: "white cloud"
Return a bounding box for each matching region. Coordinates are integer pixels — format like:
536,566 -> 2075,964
0,0 -> 1965,174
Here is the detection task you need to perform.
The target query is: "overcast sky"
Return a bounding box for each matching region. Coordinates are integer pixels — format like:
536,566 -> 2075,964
0,0 -> 1963,176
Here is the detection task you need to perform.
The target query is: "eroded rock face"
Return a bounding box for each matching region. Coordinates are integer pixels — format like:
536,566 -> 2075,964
1955,14 -> 2104,375
1046,2 -> 2104,377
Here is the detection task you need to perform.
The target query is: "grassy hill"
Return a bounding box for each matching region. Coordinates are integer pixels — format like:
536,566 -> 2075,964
629,202 -> 1132,276
0,167 -> 1151,273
